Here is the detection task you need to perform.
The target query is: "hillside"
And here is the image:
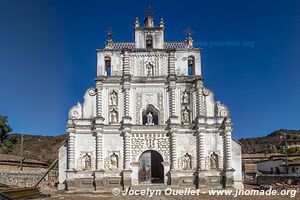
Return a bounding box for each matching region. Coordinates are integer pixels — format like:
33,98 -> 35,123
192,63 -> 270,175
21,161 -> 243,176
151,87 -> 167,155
240,129 -> 300,153
0,134 -> 67,165
0,129 -> 299,165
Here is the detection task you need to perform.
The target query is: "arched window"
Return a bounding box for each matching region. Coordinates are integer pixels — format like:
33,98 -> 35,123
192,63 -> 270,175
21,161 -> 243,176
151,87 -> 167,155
188,56 -> 195,76
105,56 -> 111,76
146,35 -> 153,49
142,104 -> 159,125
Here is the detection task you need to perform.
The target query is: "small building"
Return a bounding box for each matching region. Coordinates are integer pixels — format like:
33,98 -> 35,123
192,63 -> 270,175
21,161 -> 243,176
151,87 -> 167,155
286,139 -> 300,147
282,160 -> 300,174
256,154 -> 300,174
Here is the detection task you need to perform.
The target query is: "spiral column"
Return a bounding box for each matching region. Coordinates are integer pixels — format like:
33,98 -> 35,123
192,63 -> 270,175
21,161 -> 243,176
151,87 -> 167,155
123,131 -> 131,170
196,131 -> 205,170
223,128 -> 233,170
195,79 -> 205,117
96,81 -> 103,117
67,131 -> 75,170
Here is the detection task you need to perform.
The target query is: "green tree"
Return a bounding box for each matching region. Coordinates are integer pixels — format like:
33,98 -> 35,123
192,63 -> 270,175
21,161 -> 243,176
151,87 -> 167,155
0,116 -> 12,141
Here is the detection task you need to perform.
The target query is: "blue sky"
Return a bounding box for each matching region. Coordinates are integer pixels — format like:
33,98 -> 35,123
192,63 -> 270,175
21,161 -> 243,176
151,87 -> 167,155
0,0 -> 299,139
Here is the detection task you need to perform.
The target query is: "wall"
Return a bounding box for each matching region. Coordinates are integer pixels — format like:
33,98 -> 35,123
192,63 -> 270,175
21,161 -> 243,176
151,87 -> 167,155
257,160 -> 283,173
257,174 -> 300,185
0,170 -> 47,187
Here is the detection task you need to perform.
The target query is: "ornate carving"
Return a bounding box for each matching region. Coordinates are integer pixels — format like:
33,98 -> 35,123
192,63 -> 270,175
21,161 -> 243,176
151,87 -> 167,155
146,112 -> 154,125
182,90 -> 189,104
220,109 -> 229,117
157,93 -> 164,124
136,93 -> 142,124
181,107 -> 190,124
205,152 -> 223,170
110,108 -> 118,123
109,153 -> 119,169
109,90 -> 118,106
88,88 -> 96,96
131,133 -> 169,162
68,102 -> 82,119
181,153 -> 192,170
202,88 -> 210,96
83,153 -> 91,171
104,151 -> 122,170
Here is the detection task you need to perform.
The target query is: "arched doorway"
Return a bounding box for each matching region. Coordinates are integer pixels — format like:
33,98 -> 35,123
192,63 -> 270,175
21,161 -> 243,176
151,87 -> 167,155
138,150 -> 164,184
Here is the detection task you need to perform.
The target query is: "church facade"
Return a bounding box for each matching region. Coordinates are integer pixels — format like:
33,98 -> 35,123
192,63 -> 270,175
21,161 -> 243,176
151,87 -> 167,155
58,15 -> 243,192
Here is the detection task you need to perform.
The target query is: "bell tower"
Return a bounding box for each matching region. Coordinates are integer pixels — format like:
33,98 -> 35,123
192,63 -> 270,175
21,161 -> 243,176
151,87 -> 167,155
134,6 -> 164,49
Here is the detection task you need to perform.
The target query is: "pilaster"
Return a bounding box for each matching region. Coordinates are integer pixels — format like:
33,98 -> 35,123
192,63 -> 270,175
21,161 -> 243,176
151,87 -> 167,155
67,124 -> 75,170
222,122 -> 235,188
195,79 -> 205,117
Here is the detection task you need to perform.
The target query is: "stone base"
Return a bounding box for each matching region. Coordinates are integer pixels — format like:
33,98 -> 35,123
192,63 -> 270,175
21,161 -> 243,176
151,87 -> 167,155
169,169 -> 180,187
65,170 -> 76,191
94,170 -> 105,191
196,169 -> 223,189
122,169 -> 132,189
168,116 -> 179,125
222,169 -> 235,188
122,116 -> 132,124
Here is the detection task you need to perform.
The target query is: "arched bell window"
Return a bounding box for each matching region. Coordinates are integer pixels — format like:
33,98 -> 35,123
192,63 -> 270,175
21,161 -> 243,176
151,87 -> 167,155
188,56 -> 195,76
146,35 -> 153,49
105,56 -> 111,76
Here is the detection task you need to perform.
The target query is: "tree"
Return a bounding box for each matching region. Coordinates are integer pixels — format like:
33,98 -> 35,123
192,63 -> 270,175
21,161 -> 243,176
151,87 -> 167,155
0,116 -> 12,140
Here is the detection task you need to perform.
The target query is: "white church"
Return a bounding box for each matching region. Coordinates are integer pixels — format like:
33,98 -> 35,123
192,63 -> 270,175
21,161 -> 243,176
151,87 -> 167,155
58,14 -> 243,192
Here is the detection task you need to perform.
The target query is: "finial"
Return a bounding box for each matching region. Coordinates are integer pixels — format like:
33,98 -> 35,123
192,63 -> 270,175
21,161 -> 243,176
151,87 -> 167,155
106,27 -> 114,40
134,17 -> 139,27
184,27 -> 194,38
159,18 -> 164,27
144,6 -> 154,17
184,27 -> 194,48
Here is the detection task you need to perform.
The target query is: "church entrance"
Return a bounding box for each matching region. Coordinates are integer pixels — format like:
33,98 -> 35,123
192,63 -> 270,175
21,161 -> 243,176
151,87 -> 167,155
138,150 -> 164,184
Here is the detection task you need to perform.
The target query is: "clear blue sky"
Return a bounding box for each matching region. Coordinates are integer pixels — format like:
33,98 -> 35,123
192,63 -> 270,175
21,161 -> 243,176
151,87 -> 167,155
0,0 -> 299,139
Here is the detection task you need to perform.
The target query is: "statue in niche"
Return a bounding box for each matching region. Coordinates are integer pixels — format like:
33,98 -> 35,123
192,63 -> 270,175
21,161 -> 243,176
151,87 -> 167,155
110,109 -> 118,123
146,112 -> 154,125
182,91 -> 189,104
182,153 -> 191,170
182,107 -> 190,123
210,152 -> 219,169
110,91 -> 118,106
83,153 -> 91,171
146,63 -> 154,76
110,153 -> 118,169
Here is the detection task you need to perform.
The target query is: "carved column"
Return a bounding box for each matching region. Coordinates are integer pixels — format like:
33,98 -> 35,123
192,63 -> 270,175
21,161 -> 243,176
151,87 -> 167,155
223,127 -> 233,170
122,50 -> 130,75
123,84 -> 130,117
169,131 -> 178,169
67,131 -> 75,170
222,124 -> 235,188
122,50 -> 131,124
168,50 -> 175,75
195,79 -> 205,117
123,131 -> 131,169
196,131 -> 205,170
95,129 -> 103,170
121,50 -> 132,189
96,81 -> 103,117
169,82 -> 176,116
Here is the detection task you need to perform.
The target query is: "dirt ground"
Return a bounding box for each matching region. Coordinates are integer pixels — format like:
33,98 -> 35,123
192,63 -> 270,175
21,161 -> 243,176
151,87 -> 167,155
39,184 -> 300,200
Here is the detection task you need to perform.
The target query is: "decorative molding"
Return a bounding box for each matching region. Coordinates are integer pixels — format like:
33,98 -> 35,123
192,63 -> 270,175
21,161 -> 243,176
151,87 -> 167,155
131,133 -> 169,162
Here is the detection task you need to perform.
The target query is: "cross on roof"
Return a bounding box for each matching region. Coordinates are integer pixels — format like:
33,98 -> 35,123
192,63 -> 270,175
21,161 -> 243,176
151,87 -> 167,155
106,27 -> 114,40
145,6 -> 154,17
184,27 -> 194,37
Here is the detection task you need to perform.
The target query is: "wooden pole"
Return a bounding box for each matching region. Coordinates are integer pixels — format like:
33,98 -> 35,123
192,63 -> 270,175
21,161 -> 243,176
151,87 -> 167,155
34,159 -> 58,187
20,134 -> 23,171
